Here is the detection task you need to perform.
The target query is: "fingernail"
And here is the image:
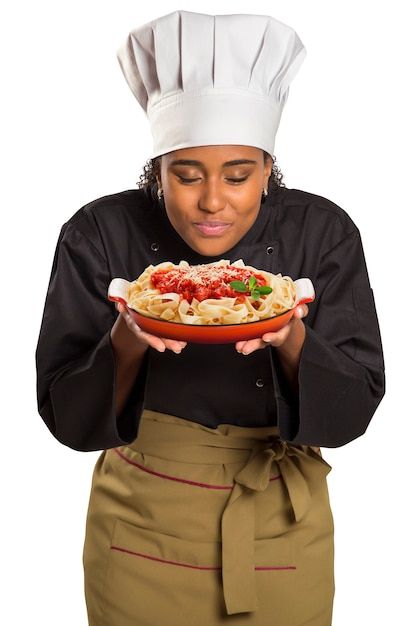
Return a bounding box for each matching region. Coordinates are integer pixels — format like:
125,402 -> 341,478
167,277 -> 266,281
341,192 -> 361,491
263,337 -> 271,342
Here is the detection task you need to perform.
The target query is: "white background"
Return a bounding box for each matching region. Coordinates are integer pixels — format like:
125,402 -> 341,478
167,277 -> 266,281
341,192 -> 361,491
1,0 -> 415,624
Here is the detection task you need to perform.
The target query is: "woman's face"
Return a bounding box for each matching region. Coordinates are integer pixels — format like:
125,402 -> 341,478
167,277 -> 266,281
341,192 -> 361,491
157,145 -> 273,257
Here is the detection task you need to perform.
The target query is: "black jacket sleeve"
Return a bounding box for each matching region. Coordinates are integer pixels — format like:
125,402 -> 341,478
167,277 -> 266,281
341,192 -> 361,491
35,221 -> 150,452
270,228 -> 385,448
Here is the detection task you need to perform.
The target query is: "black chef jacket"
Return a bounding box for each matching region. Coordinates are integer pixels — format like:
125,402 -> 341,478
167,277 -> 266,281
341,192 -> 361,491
35,182 -> 385,452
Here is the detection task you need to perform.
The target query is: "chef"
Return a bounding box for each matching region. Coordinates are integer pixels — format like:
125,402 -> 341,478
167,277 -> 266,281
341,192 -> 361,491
35,9 -> 385,625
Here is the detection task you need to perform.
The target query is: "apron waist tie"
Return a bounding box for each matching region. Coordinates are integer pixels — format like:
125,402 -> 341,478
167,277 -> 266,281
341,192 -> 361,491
221,436 -> 332,615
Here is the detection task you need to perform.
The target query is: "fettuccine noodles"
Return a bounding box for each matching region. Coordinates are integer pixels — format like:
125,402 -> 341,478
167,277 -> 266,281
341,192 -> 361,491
126,259 -> 297,325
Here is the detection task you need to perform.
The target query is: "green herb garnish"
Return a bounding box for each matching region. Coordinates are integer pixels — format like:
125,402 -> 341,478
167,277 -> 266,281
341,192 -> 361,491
229,276 -> 273,300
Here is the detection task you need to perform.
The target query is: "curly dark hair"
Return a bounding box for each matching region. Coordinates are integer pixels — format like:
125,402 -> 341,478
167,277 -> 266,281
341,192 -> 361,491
136,151 -> 286,193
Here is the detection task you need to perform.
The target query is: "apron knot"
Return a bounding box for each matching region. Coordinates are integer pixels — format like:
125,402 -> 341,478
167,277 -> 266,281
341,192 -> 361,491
233,436 -> 287,492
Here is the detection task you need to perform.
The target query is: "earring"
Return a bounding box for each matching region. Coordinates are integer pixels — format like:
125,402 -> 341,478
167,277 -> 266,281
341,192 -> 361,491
262,188 -> 268,198
157,187 -> 164,200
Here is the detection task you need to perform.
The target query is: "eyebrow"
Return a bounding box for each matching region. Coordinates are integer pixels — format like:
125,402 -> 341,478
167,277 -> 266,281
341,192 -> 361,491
168,159 -> 258,168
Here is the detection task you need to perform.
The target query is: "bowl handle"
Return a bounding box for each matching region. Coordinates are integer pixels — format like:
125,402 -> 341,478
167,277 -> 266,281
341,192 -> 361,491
294,278 -> 315,306
107,278 -> 132,306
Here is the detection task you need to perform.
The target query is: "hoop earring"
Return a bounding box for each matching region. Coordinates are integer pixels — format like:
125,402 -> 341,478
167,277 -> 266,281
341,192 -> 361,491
260,187 -> 268,204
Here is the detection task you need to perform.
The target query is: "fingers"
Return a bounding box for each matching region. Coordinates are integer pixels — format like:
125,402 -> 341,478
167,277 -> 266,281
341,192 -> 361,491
115,302 -> 187,354
162,339 -> 188,354
236,326 -> 290,355
294,304 -> 309,318
236,309 -> 298,355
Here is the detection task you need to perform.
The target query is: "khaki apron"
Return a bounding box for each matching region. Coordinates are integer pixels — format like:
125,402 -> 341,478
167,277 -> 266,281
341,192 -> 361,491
83,409 -> 335,625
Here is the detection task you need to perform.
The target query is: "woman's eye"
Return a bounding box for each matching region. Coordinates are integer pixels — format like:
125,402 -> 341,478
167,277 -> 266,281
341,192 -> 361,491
177,176 -> 249,184
178,176 -> 199,184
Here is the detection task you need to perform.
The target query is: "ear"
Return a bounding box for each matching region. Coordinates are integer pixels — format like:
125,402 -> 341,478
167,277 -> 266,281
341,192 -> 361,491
263,154 -> 273,187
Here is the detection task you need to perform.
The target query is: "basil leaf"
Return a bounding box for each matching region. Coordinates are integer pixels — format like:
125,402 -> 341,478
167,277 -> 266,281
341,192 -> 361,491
229,280 -> 248,292
251,289 -> 261,300
257,286 -> 273,294
248,275 -> 257,290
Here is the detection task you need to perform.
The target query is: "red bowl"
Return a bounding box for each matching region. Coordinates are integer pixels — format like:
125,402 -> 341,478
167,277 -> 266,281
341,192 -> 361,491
108,277 -> 315,344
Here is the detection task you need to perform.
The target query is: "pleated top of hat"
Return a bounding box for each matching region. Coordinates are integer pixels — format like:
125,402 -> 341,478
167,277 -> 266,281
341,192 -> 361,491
116,10 -> 306,158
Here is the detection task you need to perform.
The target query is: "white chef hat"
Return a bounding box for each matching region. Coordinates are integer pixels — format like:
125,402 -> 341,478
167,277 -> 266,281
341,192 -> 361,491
117,10 -> 306,159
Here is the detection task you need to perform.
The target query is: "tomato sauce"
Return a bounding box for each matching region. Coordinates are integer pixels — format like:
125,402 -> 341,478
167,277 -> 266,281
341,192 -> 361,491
150,265 -> 268,304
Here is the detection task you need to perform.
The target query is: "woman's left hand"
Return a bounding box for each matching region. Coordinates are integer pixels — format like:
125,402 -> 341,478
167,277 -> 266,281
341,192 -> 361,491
235,303 -> 309,355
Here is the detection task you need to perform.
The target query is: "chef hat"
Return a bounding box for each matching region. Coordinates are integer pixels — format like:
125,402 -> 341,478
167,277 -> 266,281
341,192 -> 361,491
117,10 -> 306,159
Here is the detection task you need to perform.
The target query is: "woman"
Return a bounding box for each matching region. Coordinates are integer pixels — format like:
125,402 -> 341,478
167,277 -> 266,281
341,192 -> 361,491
35,10 -> 385,625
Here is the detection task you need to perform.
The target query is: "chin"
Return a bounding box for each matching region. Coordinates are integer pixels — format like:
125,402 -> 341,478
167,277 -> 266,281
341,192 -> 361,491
194,242 -> 232,257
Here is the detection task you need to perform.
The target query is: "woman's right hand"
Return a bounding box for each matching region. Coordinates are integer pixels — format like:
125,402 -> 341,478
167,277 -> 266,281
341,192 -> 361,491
114,301 -> 187,354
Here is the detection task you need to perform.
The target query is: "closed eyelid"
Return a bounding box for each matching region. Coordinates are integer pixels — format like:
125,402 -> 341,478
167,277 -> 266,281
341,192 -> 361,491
177,175 -> 249,183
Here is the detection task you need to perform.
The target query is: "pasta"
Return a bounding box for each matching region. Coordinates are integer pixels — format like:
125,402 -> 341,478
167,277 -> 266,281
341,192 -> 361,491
126,259 -> 297,325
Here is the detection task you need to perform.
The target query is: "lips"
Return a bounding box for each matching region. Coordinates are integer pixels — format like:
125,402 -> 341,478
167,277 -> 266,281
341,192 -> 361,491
195,221 -> 231,226
194,222 -> 232,236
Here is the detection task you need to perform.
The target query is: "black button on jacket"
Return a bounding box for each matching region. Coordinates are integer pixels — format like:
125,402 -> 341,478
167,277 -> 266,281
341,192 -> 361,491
35,183 -> 385,451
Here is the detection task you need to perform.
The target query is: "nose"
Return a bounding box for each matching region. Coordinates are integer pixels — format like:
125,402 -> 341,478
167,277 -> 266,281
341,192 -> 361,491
198,180 -> 227,213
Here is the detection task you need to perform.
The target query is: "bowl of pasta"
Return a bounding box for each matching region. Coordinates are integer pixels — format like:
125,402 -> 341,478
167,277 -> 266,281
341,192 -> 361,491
108,259 -> 315,344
